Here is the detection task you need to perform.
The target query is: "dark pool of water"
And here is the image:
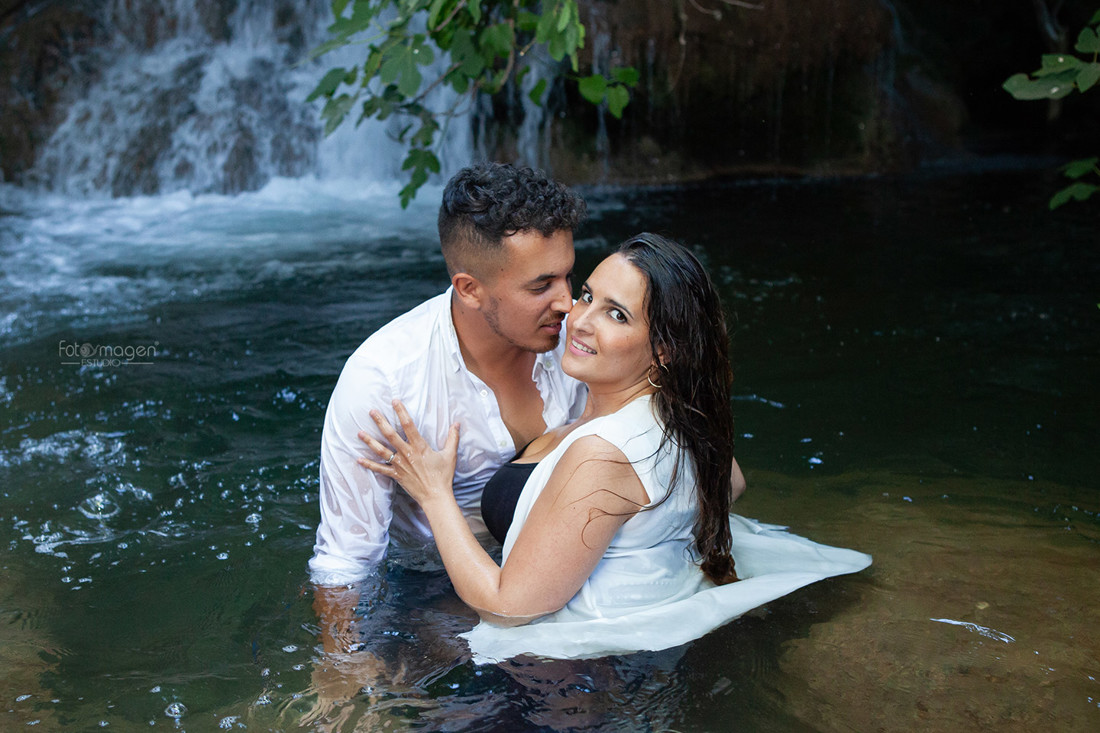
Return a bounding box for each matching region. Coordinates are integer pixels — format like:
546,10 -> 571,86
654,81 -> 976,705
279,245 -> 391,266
1,168 -> 1097,731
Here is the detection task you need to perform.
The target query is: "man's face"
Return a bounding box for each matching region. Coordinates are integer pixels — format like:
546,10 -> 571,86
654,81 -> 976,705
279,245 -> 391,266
478,229 -> 575,354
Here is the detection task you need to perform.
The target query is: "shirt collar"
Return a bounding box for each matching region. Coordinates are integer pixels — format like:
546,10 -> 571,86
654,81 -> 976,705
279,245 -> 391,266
441,286 -> 465,374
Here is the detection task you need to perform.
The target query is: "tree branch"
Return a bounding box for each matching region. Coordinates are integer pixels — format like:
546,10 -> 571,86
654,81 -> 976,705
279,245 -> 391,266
433,0 -> 469,33
716,0 -> 765,9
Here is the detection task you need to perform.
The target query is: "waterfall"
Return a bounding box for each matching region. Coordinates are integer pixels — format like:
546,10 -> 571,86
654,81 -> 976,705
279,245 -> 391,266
28,0 -> 475,198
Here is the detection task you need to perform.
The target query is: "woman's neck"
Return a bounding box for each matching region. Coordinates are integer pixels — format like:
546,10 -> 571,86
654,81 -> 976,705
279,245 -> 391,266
578,381 -> 655,422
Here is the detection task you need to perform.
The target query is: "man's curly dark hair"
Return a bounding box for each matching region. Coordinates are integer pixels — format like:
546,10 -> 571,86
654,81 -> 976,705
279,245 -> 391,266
438,162 -> 587,278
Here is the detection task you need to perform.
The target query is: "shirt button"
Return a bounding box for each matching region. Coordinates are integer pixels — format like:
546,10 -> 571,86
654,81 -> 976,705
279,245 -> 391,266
480,389 -> 488,397
498,439 -> 508,448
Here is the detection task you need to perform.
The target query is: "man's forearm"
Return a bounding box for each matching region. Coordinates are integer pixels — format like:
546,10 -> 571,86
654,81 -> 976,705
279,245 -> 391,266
313,583 -> 363,653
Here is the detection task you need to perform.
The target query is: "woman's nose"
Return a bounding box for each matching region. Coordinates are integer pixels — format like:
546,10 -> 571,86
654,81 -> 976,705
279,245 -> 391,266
569,303 -> 593,332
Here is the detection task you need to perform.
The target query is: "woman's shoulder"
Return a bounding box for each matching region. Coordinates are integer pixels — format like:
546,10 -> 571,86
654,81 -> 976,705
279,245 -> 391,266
551,434 -> 651,507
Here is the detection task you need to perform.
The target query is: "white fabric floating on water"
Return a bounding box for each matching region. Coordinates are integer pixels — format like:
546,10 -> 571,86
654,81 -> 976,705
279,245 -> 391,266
460,514 -> 872,664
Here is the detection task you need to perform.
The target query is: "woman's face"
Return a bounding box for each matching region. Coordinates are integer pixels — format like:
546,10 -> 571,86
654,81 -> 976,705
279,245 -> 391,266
562,253 -> 657,391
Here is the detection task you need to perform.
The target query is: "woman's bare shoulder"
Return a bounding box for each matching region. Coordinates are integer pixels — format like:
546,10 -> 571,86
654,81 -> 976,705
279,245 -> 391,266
548,435 -> 650,507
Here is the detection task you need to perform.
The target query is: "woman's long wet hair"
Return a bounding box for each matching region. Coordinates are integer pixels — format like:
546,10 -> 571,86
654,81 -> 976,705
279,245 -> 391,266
618,233 -> 739,585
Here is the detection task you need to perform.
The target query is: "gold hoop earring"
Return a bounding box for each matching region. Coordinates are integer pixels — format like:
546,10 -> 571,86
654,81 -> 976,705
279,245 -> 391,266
647,367 -> 662,390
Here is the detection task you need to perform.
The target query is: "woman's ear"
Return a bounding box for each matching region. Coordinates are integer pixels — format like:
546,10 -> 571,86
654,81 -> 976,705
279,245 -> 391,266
655,344 -> 670,368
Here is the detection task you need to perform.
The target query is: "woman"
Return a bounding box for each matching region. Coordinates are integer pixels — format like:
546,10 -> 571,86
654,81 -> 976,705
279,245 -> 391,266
361,234 -> 871,662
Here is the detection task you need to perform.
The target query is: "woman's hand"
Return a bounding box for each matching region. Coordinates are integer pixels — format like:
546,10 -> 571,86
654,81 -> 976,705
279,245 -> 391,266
357,400 -> 460,508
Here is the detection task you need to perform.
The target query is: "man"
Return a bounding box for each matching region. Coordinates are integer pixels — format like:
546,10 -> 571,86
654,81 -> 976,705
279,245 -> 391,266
310,163 -> 589,650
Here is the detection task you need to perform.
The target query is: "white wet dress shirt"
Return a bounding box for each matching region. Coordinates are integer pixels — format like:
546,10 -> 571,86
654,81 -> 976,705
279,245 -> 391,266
309,288 -> 587,586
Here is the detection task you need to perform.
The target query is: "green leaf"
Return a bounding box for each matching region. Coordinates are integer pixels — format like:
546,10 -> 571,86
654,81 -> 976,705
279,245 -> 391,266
1035,53 -> 1082,76
547,32 -> 567,62
1076,27 -> 1100,54
606,84 -> 630,118
330,1 -> 377,36
448,71 -> 470,94
528,77 -> 548,106
556,1 -> 574,33
399,148 -> 439,208
360,87 -> 400,122
1078,62 -> 1100,92
577,74 -> 607,104
485,67 -> 509,93
535,8 -> 555,44
378,46 -> 402,85
331,0 -> 350,17
1049,181 -> 1099,209
611,66 -> 640,87
1003,70 -> 1077,100
1091,10 -> 1100,26
364,47 -> 384,77
516,10 -> 539,31
411,40 -> 435,67
427,0 -> 448,29
321,94 -> 355,136
564,22 -> 582,71
1063,157 -> 1099,179
379,44 -> 422,97
307,67 -> 349,101
411,116 -> 440,147
403,148 -> 442,174
468,0 -> 482,25
450,30 -> 484,77
363,85 -> 403,121
480,23 -> 515,59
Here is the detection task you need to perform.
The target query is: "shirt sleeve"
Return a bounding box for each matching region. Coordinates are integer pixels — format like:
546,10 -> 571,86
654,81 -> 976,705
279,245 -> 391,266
308,354 -> 398,586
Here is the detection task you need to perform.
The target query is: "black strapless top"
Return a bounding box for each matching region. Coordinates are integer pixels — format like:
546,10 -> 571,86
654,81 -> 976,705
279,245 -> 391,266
481,460 -> 538,544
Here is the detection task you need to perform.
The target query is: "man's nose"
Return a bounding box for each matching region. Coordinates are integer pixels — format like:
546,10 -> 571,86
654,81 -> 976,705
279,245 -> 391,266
551,280 -> 573,313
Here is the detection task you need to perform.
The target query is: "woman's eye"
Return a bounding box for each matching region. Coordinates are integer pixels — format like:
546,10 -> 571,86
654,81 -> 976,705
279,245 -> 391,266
579,291 -> 593,303
609,309 -> 626,323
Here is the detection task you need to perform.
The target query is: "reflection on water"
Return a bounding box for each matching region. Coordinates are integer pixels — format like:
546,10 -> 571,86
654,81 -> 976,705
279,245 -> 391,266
0,170 -> 1097,730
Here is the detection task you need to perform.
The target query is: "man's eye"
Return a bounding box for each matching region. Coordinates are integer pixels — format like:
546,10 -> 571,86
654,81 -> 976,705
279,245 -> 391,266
531,284 -> 550,293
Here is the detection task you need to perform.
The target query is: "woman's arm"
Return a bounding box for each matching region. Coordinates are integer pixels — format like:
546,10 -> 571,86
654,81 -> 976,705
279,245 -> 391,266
359,401 -> 648,625
730,456 -> 747,502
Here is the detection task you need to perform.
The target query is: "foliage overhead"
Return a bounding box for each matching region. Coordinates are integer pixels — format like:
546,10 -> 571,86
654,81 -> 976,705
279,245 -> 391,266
1004,9 -> 1100,209
307,0 -> 638,207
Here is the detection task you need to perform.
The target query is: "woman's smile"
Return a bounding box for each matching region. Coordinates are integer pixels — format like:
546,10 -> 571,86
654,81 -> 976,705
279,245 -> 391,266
568,337 -> 596,355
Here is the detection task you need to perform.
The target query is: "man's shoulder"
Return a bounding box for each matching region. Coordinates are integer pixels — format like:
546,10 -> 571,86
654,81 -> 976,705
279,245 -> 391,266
346,290 -> 452,370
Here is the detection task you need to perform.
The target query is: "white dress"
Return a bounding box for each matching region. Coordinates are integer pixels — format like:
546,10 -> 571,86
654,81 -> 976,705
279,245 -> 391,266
460,395 -> 872,664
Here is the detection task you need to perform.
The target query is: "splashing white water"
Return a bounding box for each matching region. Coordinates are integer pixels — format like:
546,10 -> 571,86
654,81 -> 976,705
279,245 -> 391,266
29,0 -> 475,197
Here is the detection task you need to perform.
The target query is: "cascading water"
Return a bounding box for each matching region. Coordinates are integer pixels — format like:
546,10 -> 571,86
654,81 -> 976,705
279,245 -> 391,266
28,0 -> 475,197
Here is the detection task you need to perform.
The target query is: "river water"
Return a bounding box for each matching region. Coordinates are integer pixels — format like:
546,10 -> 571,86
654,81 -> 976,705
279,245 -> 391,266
1,167 -> 1097,731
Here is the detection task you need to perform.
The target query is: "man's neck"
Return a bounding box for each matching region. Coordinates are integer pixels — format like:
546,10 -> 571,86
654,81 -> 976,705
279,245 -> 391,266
451,296 -> 535,384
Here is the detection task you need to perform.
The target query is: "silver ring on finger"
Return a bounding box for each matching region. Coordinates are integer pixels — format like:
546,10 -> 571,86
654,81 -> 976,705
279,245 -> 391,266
384,451 -> 397,465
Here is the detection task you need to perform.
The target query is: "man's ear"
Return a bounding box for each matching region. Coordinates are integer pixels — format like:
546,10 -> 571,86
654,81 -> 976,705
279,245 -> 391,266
452,272 -> 484,309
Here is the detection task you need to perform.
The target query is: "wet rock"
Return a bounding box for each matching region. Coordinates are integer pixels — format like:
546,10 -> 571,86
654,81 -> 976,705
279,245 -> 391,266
221,126 -> 262,194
